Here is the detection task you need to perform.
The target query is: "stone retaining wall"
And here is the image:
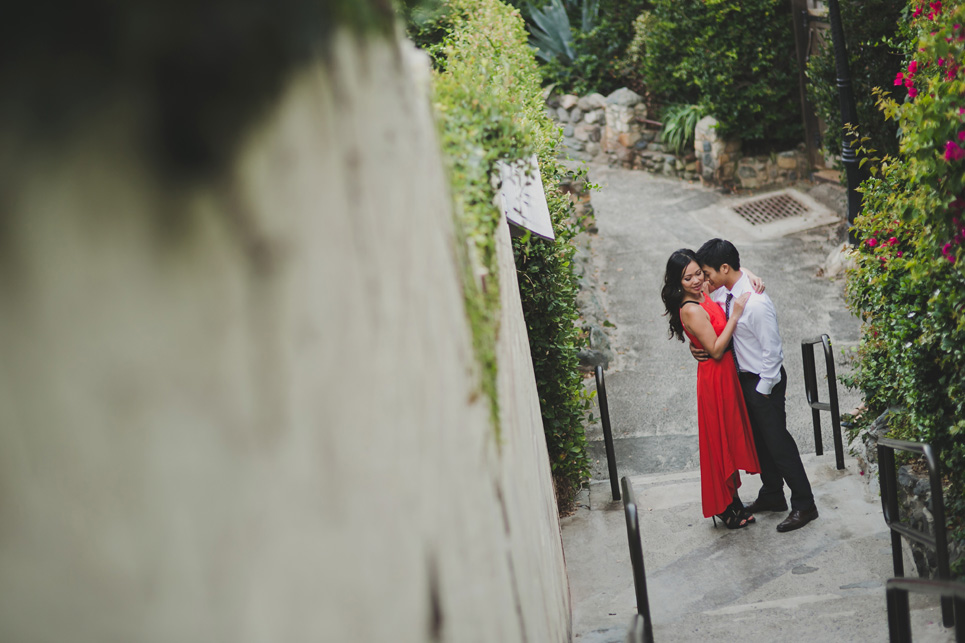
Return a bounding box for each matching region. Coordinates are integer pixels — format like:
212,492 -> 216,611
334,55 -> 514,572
0,31 -> 571,643
548,88 -> 810,191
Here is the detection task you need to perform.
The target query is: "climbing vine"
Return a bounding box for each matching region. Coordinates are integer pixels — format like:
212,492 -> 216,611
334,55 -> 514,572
428,0 -> 591,509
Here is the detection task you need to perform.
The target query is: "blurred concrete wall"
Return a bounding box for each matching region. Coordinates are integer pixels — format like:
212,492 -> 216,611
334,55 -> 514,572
0,29 -> 569,642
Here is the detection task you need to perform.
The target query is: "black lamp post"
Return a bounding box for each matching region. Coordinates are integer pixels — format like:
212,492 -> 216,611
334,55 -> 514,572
826,0 -> 865,246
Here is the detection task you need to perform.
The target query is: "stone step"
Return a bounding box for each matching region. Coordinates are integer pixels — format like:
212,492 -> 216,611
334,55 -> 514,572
562,456 -> 955,642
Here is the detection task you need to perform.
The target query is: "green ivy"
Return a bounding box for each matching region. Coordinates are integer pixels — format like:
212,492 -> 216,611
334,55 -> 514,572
428,0 -> 591,510
845,0 -> 965,572
638,0 -> 802,148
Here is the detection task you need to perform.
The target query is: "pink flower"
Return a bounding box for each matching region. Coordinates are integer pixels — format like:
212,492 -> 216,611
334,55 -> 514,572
897,251 -> 904,257
949,255 -> 957,264
945,140 -> 965,161
943,242 -> 953,254
895,72 -> 906,86
867,238 -> 878,248
914,6 -> 923,17
959,131 -> 965,142
909,60 -> 919,75
908,87 -> 919,98
888,236 -> 898,246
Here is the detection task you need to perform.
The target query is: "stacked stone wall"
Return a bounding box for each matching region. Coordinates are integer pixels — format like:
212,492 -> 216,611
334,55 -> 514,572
549,87 -> 810,191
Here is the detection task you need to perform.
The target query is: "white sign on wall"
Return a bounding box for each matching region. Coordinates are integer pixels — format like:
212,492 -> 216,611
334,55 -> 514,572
496,154 -> 555,241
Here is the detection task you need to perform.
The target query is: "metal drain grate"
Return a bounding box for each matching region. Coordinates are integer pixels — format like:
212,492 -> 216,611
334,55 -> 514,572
732,193 -> 810,225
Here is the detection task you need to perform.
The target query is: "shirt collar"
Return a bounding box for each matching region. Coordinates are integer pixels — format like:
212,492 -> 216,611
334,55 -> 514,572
726,271 -> 750,296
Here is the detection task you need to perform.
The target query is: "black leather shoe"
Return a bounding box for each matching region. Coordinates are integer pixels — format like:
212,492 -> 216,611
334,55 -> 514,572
744,497 -> 788,513
776,505 -> 819,532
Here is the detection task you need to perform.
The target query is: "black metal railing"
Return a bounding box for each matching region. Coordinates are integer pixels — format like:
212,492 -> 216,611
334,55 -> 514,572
885,577 -> 965,642
801,334 -> 845,469
878,437 -> 956,630
624,614 -> 649,643
621,477 -> 654,643
596,365 -> 620,501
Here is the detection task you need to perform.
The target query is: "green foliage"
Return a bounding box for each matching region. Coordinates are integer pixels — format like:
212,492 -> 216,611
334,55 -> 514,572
661,104 -> 704,155
619,10 -> 658,95
639,0 -> 802,147
430,0 -> 591,509
845,0 -> 965,560
400,0 -> 453,52
525,0 -> 601,65
805,0 -> 906,167
504,0 -> 650,95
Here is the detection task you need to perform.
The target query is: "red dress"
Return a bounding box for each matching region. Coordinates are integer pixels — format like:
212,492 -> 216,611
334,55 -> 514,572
683,298 -> 760,518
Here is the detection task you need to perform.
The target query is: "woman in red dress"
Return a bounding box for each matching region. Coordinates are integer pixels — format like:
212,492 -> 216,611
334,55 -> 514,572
661,249 -> 761,529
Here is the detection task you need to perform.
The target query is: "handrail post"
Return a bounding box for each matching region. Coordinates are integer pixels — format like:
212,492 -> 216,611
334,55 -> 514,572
924,445 -> 955,628
801,334 -> 844,469
801,338 -> 823,455
878,444 -> 909,635
621,477 -> 654,643
885,578 -> 965,641
877,438 -> 956,629
821,335 -> 845,470
596,365 -> 621,501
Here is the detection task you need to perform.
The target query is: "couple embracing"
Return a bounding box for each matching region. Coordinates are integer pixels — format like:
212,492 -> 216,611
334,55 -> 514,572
661,238 -> 819,533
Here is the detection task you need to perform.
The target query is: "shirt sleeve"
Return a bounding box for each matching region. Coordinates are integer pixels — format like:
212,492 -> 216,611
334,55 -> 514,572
747,296 -> 783,394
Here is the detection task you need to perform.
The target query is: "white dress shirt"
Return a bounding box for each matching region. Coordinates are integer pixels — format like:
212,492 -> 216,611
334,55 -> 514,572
711,272 -> 784,394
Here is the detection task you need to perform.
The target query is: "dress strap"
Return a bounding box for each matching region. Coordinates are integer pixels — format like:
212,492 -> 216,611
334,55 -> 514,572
679,300 -> 702,309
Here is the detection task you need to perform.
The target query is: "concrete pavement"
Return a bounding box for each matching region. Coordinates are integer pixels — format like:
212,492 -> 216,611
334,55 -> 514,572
562,165 -> 954,642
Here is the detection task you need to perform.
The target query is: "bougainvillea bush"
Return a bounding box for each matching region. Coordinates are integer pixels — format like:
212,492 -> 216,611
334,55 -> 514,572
846,0 -> 965,571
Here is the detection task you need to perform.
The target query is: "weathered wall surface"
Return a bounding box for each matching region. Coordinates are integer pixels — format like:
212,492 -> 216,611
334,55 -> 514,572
0,30 -> 569,642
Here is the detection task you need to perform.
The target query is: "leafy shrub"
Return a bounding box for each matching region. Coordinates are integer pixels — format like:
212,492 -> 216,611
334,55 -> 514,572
845,0 -> 965,570
619,10 -> 658,96
430,0 -> 591,510
805,0 -> 906,166
639,0 -> 802,148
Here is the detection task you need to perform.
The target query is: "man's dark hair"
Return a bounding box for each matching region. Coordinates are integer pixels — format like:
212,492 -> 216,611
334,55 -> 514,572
696,238 -> 741,271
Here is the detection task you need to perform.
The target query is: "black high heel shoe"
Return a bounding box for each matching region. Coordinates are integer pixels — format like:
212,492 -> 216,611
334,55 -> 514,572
713,503 -> 752,529
730,497 -> 755,524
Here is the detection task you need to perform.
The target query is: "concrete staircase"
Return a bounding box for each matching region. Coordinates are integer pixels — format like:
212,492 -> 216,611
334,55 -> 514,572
561,455 -> 955,642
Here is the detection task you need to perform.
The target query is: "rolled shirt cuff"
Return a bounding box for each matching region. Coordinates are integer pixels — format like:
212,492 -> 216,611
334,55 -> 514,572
756,376 -> 778,395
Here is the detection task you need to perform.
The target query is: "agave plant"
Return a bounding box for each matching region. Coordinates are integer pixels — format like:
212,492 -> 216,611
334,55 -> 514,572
527,0 -> 599,63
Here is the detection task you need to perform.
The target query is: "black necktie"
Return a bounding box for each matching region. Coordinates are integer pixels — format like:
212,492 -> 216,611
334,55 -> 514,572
725,293 -> 740,370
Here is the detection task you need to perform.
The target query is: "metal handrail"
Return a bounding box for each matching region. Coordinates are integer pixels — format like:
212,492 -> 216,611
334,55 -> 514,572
621,477 -> 654,643
885,577 -> 965,642
801,334 -> 845,469
596,365 -> 620,501
624,614 -> 648,643
877,437 -> 955,630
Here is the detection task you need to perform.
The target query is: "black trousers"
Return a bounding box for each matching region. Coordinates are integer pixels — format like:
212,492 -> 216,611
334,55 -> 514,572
738,367 -> 814,511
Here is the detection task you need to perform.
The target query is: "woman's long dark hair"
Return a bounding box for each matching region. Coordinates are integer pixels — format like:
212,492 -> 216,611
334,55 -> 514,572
661,248 -> 698,342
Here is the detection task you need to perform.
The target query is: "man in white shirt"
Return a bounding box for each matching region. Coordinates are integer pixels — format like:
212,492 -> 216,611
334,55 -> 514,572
694,238 -> 818,532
